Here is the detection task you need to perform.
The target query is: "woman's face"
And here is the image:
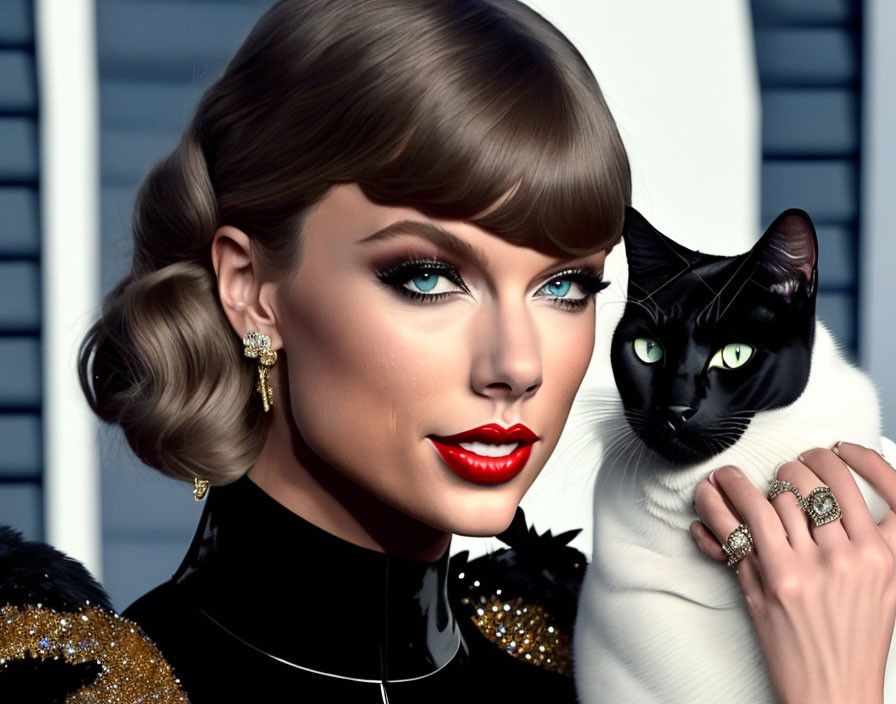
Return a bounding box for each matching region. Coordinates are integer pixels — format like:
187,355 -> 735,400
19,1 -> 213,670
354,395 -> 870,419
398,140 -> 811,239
271,184 -> 606,537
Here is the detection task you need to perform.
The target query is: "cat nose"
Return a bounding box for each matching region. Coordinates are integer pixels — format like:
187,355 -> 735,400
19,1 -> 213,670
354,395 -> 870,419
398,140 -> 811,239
664,405 -> 696,431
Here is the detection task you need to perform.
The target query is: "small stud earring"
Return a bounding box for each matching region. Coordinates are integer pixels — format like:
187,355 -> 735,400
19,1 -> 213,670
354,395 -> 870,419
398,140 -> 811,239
243,330 -> 278,412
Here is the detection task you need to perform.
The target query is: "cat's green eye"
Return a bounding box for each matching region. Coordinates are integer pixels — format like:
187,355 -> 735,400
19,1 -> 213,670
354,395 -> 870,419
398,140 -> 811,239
633,337 -> 663,364
708,343 -> 754,370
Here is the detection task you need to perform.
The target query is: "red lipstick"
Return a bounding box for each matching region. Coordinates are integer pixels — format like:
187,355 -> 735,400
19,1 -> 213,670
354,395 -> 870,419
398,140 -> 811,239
429,423 -> 538,485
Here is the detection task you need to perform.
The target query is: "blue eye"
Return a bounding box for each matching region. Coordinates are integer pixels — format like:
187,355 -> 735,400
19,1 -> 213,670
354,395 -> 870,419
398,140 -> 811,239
375,258 -> 468,303
545,279 -> 572,297
536,269 -> 609,310
410,273 -> 439,292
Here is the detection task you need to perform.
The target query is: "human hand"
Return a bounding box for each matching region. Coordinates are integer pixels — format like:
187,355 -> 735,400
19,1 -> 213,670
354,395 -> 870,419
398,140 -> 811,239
690,442 -> 896,704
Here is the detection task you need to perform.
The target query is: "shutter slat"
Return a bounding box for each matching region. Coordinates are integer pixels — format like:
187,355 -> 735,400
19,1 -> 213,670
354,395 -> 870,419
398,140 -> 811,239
0,0 -> 32,47
816,226 -> 856,290
0,262 -> 39,331
0,483 -> 41,540
0,51 -> 36,112
0,337 -> 41,407
97,1 -> 266,81
0,188 -> 39,256
0,118 -> 38,181
761,161 -> 856,224
752,0 -> 856,25
817,292 -> 855,350
101,80 -> 202,133
762,89 -> 857,156
101,129 -> 180,186
0,414 -> 41,477
755,29 -> 857,86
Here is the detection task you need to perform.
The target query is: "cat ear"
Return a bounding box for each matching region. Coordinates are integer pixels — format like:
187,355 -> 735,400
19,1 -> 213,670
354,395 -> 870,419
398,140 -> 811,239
623,207 -> 697,296
751,209 -> 818,302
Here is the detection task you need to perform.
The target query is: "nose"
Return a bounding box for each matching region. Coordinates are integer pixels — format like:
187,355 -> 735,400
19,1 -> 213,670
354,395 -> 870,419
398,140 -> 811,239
471,302 -> 543,400
663,405 -> 696,431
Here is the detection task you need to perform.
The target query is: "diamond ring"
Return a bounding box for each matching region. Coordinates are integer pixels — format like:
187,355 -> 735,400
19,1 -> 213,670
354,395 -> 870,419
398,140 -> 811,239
722,523 -> 754,568
804,485 -> 842,526
767,479 -> 805,507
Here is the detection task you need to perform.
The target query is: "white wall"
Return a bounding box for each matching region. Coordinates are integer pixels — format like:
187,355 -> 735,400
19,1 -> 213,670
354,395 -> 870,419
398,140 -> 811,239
453,0 -> 761,559
861,0 -> 896,441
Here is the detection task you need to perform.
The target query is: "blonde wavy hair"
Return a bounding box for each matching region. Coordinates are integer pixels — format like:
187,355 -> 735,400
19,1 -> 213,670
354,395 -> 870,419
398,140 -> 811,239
78,0 -> 631,485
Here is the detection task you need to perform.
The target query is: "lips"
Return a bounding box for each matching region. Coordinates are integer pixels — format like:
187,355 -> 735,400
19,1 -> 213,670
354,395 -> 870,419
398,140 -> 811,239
429,423 -> 538,485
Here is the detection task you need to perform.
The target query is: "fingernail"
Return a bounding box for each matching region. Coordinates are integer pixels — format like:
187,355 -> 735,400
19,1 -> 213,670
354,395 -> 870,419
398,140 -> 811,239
832,441 -> 843,455
798,454 -> 806,463
708,469 -> 718,485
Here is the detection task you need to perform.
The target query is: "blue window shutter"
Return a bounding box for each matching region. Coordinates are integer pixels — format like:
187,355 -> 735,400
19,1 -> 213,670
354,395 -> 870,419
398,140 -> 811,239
0,0 -> 42,539
751,1 -> 862,356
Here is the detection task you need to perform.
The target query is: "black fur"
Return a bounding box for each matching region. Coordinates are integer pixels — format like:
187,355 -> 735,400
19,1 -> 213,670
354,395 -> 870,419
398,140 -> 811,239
0,526 -> 111,611
610,207 -> 818,466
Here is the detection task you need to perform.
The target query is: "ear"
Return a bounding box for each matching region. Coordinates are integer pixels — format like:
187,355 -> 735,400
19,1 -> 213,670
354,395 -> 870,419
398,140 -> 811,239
751,209 -> 818,302
623,206 -> 698,297
211,226 -> 283,350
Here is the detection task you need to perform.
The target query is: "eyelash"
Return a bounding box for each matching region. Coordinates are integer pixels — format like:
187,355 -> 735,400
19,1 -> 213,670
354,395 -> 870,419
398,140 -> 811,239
375,258 -> 610,310
375,258 -> 469,303
538,269 -> 611,310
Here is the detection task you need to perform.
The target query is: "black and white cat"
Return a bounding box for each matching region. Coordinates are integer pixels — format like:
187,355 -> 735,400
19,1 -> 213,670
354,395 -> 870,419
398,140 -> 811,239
574,207 -> 888,703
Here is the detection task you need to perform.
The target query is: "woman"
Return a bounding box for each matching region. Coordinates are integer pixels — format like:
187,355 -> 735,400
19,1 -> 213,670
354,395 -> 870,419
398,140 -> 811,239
76,0 -> 896,702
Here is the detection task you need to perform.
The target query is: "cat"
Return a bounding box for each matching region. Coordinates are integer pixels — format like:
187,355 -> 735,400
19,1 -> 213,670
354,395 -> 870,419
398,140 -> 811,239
573,207 -> 889,703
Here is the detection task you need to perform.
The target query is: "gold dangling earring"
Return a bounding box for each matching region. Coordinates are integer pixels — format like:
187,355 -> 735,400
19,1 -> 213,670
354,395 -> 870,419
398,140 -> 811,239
243,330 -> 278,412
193,477 -> 210,502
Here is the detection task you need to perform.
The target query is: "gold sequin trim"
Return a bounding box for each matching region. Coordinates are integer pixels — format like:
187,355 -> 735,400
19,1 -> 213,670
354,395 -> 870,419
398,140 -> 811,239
0,604 -> 189,703
465,595 -> 570,675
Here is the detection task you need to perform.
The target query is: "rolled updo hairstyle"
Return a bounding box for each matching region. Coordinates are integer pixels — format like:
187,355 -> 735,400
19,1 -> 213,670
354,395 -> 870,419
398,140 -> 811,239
79,0 -> 631,485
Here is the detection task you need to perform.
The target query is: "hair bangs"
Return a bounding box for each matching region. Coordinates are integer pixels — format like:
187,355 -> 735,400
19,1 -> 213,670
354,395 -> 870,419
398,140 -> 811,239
355,3 -> 630,258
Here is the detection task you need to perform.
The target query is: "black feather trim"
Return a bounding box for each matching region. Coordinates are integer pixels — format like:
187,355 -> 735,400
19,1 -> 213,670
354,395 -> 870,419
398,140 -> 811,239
449,508 -> 587,631
0,526 -> 111,612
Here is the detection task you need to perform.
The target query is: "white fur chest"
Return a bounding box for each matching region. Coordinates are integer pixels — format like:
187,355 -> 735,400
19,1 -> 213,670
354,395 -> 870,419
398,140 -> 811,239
574,323 -> 885,703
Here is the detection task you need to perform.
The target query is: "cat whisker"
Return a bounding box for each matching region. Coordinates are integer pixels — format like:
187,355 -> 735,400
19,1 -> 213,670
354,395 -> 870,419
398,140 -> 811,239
615,434 -> 651,495
597,428 -> 646,490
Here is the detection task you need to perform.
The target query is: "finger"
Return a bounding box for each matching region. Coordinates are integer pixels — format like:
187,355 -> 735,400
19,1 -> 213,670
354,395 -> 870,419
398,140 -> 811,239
711,465 -> 790,564
690,520 -> 726,563
879,513 -> 896,554
776,457 -> 849,547
694,477 -> 756,570
833,442 -> 896,510
767,464 -> 813,549
800,447 -> 877,539
695,476 -> 741,541
733,550 -> 763,598
836,442 -> 896,554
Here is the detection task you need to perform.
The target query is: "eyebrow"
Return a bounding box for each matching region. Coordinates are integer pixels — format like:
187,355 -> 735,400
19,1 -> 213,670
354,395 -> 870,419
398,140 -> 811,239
359,220 -> 488,268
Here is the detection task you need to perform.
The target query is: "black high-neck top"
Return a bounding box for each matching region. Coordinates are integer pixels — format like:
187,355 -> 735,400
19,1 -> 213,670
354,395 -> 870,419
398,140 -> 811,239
124,477 -> 577,703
